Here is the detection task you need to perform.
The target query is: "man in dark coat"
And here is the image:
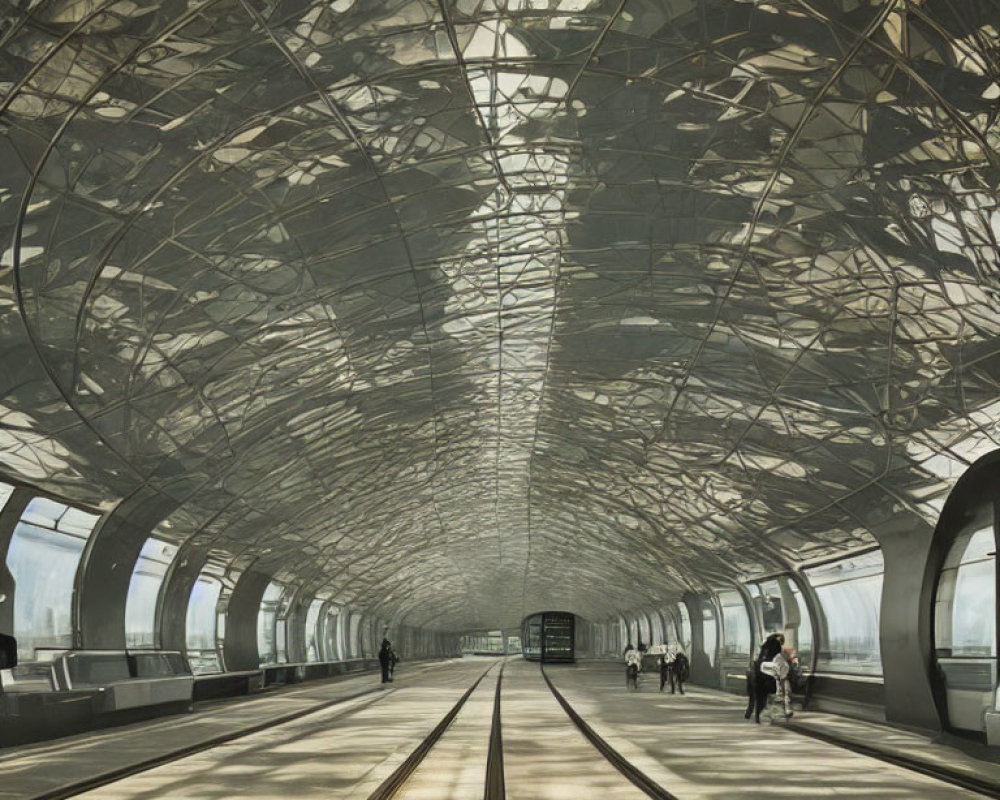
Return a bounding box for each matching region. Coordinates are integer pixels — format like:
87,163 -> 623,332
378,637 -> 393,683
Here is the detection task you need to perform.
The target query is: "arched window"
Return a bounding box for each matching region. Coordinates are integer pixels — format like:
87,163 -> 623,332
125,537 -> 179,648
185,572 -> 223,674
676,602 -> 692,654
6,497 -> 100,664
719,589 -> 751,657
747,575 -> 814,668
326,603 -> 344,661
304,598 -> 324,662
701,599 -> 718,667
256,581 -> 283,665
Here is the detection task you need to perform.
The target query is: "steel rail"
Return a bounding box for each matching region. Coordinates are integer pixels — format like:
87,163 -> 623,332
483,662 -> 506,799
540,665 -> 681,800
365,662 -> 500,800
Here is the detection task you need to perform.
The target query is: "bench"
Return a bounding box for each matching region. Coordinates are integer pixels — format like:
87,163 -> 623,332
51,650 -> 194,713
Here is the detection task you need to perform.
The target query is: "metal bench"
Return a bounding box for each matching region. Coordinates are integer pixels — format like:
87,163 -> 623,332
51,650 -> 194,713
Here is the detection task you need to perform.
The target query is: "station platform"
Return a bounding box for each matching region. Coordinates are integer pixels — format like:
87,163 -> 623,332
1,657 -> 998,800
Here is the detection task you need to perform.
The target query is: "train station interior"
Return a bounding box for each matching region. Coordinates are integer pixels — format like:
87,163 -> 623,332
1,0 -> 1000,797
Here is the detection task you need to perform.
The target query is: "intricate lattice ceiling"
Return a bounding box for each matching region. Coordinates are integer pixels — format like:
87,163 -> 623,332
1,0 -> 998,629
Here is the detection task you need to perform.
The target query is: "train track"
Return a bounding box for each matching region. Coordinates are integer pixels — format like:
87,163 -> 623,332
369,660 -> 677,800
24,659 -> 995,800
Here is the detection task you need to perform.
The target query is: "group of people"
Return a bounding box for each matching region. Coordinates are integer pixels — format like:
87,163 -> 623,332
621,631 -> 803,723
378,635 -> 399,684
623,641 -> 689,694
745,631 -> 800,723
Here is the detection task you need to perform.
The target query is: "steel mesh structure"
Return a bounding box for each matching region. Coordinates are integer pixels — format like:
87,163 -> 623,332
1,0 -> 998,629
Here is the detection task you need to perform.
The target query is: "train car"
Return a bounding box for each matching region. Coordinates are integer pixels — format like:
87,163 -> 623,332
520,612 -> 575,663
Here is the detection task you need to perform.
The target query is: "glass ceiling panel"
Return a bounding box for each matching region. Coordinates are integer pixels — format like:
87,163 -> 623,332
0,0 -> 998,628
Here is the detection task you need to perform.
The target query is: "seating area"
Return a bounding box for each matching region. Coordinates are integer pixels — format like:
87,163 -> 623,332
0,644 -> 386,747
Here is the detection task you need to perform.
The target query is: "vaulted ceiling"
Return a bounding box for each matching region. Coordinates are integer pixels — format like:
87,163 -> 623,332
1,0 -> 998,629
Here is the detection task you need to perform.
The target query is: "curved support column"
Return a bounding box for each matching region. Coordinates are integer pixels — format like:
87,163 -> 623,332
684,594 -> 719,687
284,591 -> 310,664
879,524 -> 941,730
76,490 -> 176,649
223,569 -> 271,671
158,542 -> 210,655
0,488 -> 35,638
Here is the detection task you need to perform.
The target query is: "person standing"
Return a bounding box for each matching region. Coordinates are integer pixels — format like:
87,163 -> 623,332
750,632 -> 784,722
768,648 -> 796,721
378,636 -> 393,684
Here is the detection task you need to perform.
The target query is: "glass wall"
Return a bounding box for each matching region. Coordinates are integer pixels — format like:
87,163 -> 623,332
660,609 -> 679,648
461,629 -> 506,654
349,612 -> 361,659
185,572 -> 223,674
304,598 -> 323,662
125,537 -> 179,648
935,524 -> 996,733
701,600 -> 717,667
637,613 -> 652,649
324,604 -> 342,662
616,615 -> 628,652
649,611 -> 665,647
257,581 -> 283,665
719,589 -> 752,658
937,526 -> 996,657
805,549 -> 884,675
5,497 -> 101,663
674,603 -> 692,654
275,587 -> 293,663
788,580 -> 814,667
747,575 -> 814,667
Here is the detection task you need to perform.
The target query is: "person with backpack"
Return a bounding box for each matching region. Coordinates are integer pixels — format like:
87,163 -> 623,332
670,651 -> 689,695
660,642 -> 688,694
658,645 -> 674,692
625,645 -> 642,689
761,647 -> 797,721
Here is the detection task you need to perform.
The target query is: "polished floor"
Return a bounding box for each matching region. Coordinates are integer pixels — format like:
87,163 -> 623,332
1,658 -> 997,799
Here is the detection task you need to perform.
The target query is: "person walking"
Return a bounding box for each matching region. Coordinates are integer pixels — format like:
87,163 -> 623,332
658,645 -> 674,692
